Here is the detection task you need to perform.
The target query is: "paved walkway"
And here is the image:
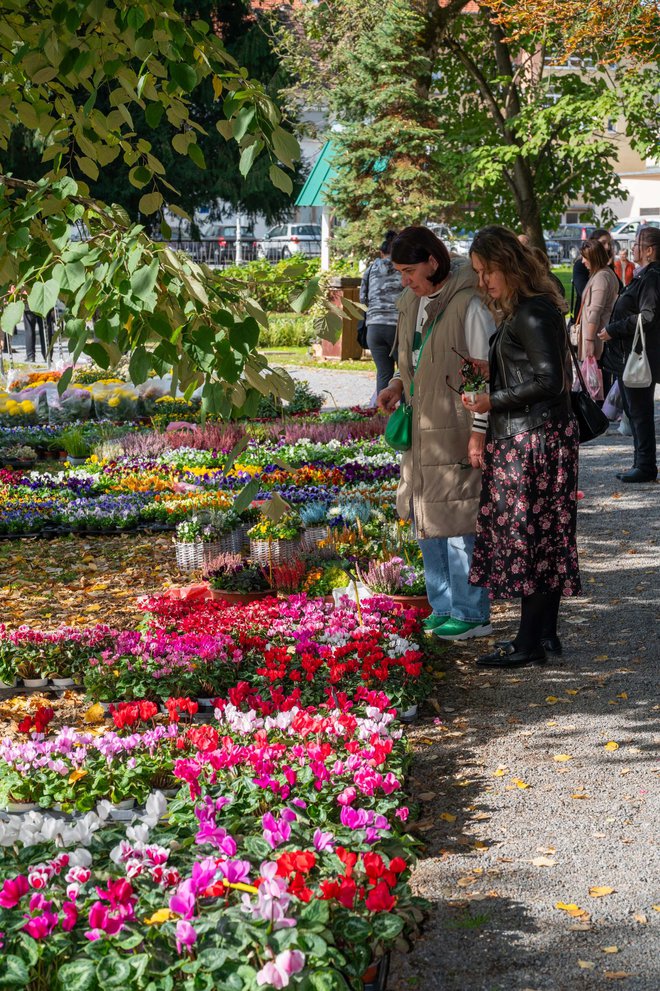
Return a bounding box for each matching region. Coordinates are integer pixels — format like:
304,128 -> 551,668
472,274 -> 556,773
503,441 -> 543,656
386,420 -> 659,991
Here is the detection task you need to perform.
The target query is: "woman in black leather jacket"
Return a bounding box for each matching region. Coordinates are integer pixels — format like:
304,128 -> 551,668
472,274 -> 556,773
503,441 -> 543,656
599,227 -> 660,483
462,226 -> 581,668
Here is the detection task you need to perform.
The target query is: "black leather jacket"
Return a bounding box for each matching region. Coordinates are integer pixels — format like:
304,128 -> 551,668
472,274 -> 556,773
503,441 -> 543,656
488,295 -> 572,440
602,261 -> 660,379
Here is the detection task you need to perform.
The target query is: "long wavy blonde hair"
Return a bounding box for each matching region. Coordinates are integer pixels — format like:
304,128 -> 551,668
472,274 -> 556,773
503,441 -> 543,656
470,225 -> 565,315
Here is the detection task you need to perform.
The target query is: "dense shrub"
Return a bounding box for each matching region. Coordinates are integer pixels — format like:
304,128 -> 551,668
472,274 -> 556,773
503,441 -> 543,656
219,257 -> 360,313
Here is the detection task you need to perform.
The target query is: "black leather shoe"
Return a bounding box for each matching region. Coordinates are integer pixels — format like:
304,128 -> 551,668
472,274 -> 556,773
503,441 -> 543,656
616,468 -> 657,483
476,643 -> 547,668
496,637 -> 562,655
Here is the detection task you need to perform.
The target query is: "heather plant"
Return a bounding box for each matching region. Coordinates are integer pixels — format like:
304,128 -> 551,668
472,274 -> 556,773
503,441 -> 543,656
360,557 -> 427,596
205,553 -> 271,593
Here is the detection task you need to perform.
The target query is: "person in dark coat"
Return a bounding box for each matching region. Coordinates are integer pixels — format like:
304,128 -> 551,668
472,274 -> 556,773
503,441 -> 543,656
463,226 -> 580,669
599,226 -> 660,483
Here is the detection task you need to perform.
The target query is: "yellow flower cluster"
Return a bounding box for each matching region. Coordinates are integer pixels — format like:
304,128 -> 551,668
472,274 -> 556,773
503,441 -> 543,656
0,393 -> 36,416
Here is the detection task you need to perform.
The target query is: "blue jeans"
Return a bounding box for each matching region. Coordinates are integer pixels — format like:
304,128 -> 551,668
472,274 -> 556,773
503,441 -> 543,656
418,534 -> 490,623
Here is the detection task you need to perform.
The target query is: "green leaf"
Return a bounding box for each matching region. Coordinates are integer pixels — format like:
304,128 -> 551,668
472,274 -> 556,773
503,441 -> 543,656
130,259 -> 159,297
1,301 -> 24,335
139,191 -> 164,215
239,139 -> 264,177
290,276 -> 321,314
96,957 -> 132,986
56,959 -> 96,991
232,106 -> 255,142
129,345 -> 151,384
341,916 -> 372,943
228,318 -> 259,354
232,477 -> 260,514
308,970 -> 350,991
272,125 -> 300,168
222,434 -> 249,475
7,227 -> 30,251
83,342 -> 111,368
169,62 -> 197,92
372,913 -> 405,939
145,102 -> 164,128
0,955 -> 29,987
195,949 -> 228,973
75,156 -> 99,181
269,164 -> 293,195
27,278 -> 60,316
57,365 -> 73,395
188,143 -> 206,170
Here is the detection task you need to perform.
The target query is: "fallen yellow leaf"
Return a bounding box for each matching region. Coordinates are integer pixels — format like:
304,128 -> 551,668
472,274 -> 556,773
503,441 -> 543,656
603,947 -> 619,954
589,886 -> 615,898
555,902 -> 589,918
68,769 -> 88,783
493,767 -> 507,777
617,692 -> 628,700
512,778 -> 531,789
553,754 -> 573,762
532,856 -> 557,867
604,741 -> 619,751
440,812 -> 457,823
83,703 -> 105,725
545,696 -> 559,703
473,841 -> 488,850
652,905 -> 660,912
633,913 -> 647,924
578,960 -> 595,970
565,689 -> 579,695
604,973 -> 633,980
572,792 -> 589,799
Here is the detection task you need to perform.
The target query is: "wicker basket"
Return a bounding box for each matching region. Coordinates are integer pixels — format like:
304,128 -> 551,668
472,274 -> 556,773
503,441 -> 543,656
250,537 -> 302,567
174,540 -> 204,571
301,525 -> 329,552
202,531 -> 243,568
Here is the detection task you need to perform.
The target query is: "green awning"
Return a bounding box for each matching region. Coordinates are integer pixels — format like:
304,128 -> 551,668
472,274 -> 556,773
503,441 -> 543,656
295,140 -> 336,208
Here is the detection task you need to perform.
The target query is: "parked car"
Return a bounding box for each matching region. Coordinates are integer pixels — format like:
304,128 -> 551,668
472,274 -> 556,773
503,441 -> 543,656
199,222 -> 258,263
426,223 -> 457,249
258,223 -> 322,261
549,223 -> 599,261
544,234 -> 562,264
610,218 -> 660,254
451,230 -> 476,256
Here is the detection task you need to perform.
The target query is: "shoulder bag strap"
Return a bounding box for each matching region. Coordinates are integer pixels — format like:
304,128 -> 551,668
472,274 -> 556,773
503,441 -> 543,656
410,310 -> 443,398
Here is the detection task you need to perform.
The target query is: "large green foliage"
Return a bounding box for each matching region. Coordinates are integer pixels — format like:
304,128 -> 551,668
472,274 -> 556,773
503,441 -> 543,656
273,0 -> 660,250
0,0 -> 302,414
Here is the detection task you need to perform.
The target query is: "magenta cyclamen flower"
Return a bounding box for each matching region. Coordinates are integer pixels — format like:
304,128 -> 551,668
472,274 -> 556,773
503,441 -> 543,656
313,828 -> 335,853
262,812 -> 292,849
175,919 -> 197,954
0,875 -> 29,909
23,910 -> 58,940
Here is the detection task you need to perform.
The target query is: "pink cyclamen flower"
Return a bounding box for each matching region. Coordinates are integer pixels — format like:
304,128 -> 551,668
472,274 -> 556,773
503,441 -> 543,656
175,919 -> 197,954
169,880 -> 196,920
23,911 -> 58,940
256,950 -> 305,989
313,828 -> 335,853
61,901 -> 78,932
0,875 -> 29,909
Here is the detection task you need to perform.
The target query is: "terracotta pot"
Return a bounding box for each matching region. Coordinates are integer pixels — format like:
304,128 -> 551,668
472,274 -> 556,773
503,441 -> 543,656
384,594 -> 430,611
209,589 -> 272,605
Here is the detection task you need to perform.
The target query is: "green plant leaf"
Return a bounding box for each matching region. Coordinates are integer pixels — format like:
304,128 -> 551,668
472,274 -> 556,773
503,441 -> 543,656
27,278 -> 60,316
233,478 -> 260,514
169,62 -> 197,92
96,957 -> 132,986
290,276 -> 321,314
56,959 -> 96,991
373,913 -> 405,939
0,301 -> 24,335
0,955 -> 29,988
269,163 -> 293,195
130,259 -> 159,297
139,191 -> 164,215
129,345 -> 151,384
272,125 -> 300,168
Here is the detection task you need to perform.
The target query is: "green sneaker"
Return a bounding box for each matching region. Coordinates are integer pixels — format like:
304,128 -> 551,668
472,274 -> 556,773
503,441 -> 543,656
434,618 -> 493,641
423,614 -> 450,631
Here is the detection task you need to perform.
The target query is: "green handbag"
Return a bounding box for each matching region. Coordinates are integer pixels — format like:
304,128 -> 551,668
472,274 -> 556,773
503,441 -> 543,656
384,401 -> 413,451
384,312 -> 440,453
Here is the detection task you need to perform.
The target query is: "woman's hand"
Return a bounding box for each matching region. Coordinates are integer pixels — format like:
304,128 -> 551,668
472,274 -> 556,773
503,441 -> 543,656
597,328 -> 612,342
468,357 -> 490,381
377,380 -> 404,412
462,393 -> 491,414
467,431 -> 485,469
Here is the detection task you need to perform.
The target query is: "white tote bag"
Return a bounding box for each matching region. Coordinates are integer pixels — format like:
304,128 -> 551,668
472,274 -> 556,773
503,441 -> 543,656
622,315 -> 652,389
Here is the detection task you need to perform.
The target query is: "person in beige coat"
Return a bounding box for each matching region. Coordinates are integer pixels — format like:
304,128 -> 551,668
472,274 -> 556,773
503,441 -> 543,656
577,239 -> 620,362
377,226 -> 495,642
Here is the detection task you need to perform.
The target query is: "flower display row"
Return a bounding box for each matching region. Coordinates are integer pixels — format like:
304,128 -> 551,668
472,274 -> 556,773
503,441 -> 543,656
0,690 -> 425,989
0,596 -> 428,709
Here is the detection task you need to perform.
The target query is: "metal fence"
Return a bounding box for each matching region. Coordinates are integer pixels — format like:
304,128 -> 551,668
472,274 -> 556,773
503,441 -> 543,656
166,239 -> 322,266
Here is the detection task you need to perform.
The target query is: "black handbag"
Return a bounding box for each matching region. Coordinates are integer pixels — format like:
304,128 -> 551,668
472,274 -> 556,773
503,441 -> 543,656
356,319 -> 368,349
567,339 -> 609,443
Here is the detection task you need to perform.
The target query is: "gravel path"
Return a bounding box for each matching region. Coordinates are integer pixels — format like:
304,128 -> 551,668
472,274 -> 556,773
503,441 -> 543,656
286,364 -> 377,408
386,418 -> 659,991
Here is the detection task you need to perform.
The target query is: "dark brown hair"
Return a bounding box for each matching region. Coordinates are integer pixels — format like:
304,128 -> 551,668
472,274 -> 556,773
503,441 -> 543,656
390,226 -> 451,284
469,225 -> 565,314
580,238 -> 610,273
638,226 -> 660,258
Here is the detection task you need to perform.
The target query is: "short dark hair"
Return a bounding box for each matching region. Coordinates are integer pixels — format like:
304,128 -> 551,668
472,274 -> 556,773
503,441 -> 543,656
380,230 -> 397,254
638,226 -> 660,258
580,238 -> 610,272
390,226 -> 451,284
593,228 -> 611,240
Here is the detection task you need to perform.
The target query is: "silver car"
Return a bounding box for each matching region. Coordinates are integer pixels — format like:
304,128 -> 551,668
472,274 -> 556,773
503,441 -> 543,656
258,223 -> 322,261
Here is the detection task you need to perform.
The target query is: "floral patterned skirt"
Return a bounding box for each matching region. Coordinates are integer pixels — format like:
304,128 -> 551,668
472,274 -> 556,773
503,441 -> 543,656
469,417 -> 581,599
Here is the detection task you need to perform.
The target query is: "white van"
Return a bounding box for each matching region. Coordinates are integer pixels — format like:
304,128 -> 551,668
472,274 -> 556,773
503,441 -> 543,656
610,218 -> 660,253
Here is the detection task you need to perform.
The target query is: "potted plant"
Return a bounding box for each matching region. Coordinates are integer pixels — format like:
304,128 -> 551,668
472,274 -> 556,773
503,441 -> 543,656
16,657 -> 48,689
453,348 -> 488,402
60,426 -> 92,465
299,501 -> 330,551
248,512 -> 303,566
359,557 -> 429,610
3,443 -> 37,468
205,553 -> 272,604
173,517 -> 205,571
